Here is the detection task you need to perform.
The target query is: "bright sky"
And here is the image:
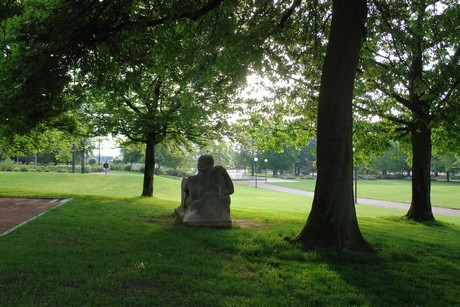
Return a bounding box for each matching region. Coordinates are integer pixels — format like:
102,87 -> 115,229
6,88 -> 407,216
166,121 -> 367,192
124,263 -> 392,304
94,136 -> 121,157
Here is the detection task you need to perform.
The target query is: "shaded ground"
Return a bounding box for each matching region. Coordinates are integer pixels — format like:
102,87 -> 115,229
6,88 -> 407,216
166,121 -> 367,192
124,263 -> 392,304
233,219 -> 267,228
0,197 -> 71,236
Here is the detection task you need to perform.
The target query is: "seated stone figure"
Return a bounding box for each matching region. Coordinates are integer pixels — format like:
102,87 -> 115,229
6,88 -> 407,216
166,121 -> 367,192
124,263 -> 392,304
174,155 -> 234,227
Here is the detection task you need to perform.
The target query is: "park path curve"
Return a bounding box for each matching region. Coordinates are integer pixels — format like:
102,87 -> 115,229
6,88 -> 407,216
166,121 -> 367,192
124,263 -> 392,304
235,180 -> 460,217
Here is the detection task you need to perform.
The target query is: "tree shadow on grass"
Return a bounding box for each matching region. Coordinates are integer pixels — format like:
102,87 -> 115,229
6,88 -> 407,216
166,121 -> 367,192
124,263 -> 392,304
139,214 -> 460,306
1,197 -> 459,306
315,218 -> 460,306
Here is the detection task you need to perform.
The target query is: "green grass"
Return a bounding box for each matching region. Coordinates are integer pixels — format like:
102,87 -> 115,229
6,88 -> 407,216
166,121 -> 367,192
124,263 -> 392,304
0,172 -> 459,306
272,179 -> 460,209
0,171 -> 178,200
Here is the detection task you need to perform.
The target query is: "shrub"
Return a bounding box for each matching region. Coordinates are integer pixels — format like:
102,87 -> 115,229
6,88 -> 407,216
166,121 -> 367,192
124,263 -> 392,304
46,165 -> 57,172
0,159 -> 15,172
281,175 -> 297,180
88,158 -> 97,165
300,175 -> 316,180
154,168 -> 164,175
54,165 -> 72,173
109,164 -> 125,171
165,169 -> 191,177
20,165 -> 29,172
73,166 -> 92,173
131,165 -> 143,173
93,166 -> 105,173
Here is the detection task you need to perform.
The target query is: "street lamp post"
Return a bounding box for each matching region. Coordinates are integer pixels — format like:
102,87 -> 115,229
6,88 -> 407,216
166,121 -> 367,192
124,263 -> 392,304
254,157 -> 258,188
353,148 -> 357,204
264,158 -> 268,183
354,166 -> 358,204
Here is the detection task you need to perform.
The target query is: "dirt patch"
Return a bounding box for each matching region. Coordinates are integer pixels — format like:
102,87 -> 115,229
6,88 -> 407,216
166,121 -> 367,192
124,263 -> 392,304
0,197 -> 71,236
233,219 -> 267,229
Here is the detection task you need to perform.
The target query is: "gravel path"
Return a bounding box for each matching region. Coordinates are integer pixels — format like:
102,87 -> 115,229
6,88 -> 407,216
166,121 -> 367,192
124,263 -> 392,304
0,197 -> 72,236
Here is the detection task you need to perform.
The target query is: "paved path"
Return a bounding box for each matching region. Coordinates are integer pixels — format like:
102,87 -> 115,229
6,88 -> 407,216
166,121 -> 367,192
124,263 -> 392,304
235,180 -> 460,217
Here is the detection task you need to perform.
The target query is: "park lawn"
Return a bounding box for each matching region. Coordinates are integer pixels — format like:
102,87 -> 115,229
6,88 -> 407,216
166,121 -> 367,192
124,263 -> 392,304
0,171 -> 176,200
271,179 -> 460,210
0,172 -> 459,306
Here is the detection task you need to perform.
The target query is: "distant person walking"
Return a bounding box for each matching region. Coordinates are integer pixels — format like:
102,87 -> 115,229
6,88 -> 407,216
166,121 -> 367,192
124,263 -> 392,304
103,161 -> 109,175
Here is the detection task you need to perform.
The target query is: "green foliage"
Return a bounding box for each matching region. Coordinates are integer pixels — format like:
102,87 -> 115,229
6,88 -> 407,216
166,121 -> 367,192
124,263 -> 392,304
154,143 -> 187,170
0,0 -> 76,134
432,154 -> 459,173
121,143 -> 144,165
232,143 -> 254,170
260,145 -> 299,175
356,0 -> 460,155
0,127 -> 72,158
432,153 -> 460,181
198,140 -> 235,168
295,138 -> 317,174
235,1 -> 330,151
370,142 -> 410,176
112,159 -> 123,165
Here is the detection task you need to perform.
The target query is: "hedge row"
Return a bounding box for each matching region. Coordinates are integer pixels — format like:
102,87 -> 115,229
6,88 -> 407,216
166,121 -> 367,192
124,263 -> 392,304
0,159 -> 193,177
0,159 -> 113,173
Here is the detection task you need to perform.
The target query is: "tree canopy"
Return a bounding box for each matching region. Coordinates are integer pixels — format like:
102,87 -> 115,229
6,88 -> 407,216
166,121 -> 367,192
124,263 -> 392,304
356,0 -> 460,220
1,0 -> 303,196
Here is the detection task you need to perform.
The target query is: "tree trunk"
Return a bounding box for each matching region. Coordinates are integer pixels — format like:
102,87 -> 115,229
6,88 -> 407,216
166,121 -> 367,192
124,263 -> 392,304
446,171 -> 450,182
406,126 -> 434,221
81,147 -> 85,174
290,0 -> 371,251
404,5 -> 434,221
141,139 -> 155,197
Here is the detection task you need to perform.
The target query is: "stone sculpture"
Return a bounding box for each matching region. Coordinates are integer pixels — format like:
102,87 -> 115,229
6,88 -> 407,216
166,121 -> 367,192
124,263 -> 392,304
174,155 -> 234,227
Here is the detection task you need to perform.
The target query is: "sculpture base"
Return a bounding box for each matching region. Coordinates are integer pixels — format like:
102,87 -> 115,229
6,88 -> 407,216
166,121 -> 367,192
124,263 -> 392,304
174,207 -> 232,228
183,220 -> 232,228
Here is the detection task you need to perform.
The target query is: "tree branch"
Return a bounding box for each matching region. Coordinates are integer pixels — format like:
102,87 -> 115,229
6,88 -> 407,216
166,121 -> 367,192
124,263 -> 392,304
127,0 -> 225,29
373,1 -> 412,76
372,85 -> 415,112
269,0 -> 303,35
438,45 -> 460,104
355,105 -> 412,127
124,98 -> 142,114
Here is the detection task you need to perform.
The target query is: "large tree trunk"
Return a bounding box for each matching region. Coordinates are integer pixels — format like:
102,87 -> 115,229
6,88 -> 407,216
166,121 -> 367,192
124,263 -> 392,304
406,126 -> 434,220
290,0 -> 371,251
404,9 -> 434,221
141,139 -> 155,197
